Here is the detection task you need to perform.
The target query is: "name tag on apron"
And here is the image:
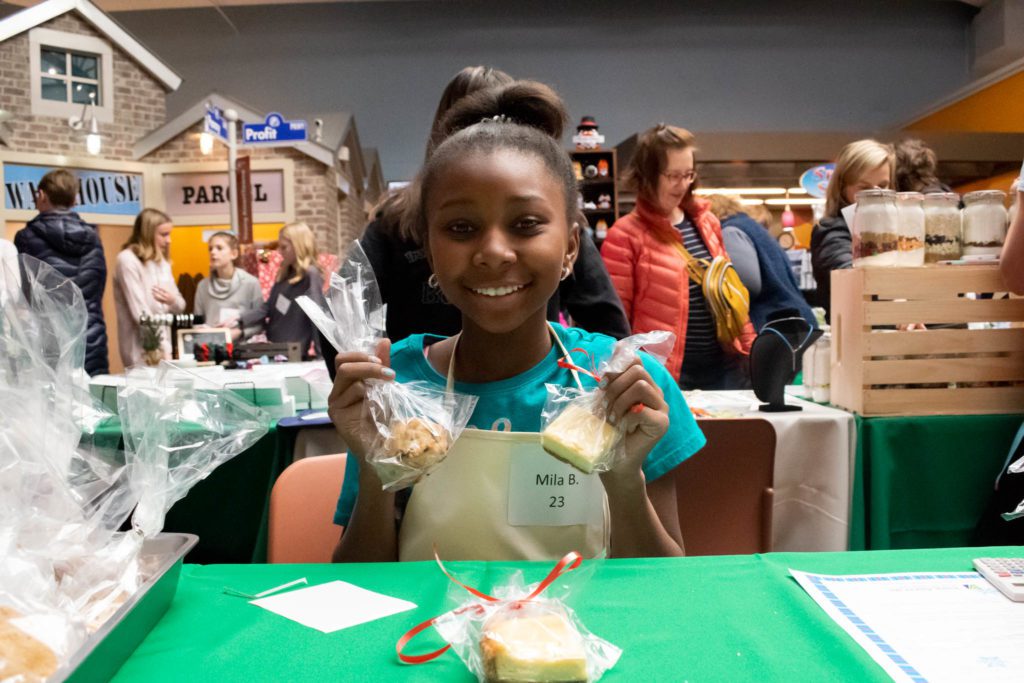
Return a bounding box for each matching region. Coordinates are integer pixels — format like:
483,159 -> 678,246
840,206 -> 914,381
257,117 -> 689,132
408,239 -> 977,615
507,448 -> 602,527
275,294 -> 291,315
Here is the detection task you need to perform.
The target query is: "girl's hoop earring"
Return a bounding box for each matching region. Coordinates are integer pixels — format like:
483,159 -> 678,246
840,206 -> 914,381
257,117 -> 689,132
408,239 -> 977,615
427,273 -> 439,288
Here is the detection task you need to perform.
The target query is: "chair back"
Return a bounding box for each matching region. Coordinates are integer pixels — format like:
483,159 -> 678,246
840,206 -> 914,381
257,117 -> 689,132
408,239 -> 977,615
673,418 -> 775,555
268,453 -> 346,563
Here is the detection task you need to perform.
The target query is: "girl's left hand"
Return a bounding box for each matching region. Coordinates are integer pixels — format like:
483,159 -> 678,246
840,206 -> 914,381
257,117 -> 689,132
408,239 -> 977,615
600,357 -> 668,477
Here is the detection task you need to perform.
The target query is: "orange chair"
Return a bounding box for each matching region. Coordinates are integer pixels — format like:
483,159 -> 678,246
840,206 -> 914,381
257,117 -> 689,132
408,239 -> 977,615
673,418 -> 776,556
268,453 -> 346,563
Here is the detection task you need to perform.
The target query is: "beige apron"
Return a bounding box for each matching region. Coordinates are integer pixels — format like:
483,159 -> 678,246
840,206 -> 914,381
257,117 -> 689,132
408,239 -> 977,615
398,324 -> 611,562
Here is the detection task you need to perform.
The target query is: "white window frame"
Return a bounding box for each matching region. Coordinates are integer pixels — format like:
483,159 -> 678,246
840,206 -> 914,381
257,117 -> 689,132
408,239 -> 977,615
29,28 -> 114,124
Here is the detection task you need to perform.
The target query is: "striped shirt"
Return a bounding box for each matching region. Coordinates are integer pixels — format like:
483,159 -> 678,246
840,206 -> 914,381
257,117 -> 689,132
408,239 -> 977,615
676,218 -> 724,372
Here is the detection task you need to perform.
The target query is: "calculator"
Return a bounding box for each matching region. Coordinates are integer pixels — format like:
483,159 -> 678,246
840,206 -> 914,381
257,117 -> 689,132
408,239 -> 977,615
973,558 -> 1024,602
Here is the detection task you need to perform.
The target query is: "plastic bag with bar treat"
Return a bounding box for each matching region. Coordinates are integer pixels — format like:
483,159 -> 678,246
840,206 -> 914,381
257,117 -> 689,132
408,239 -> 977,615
399,551 -> 621,683
296,241 -> 476,490
540,331 -> 675,474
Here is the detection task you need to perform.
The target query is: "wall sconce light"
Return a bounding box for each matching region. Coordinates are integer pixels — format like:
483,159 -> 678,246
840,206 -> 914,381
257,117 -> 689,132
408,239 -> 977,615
199,131 -> 214,155
68,95 -> 102,156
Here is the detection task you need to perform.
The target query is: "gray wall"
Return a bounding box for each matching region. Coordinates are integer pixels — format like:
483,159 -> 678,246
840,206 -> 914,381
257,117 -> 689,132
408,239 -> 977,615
5,0 -> 977,181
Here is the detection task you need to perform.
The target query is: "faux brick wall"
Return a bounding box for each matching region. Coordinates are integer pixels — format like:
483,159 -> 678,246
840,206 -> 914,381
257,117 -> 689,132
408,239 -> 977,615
146,120 -> 366,254
0,12 -> 166,161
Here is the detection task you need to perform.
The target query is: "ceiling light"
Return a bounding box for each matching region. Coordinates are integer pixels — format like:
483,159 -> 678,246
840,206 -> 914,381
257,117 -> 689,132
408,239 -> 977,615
764,198 -> 824,206
739,198 -> 764,206
787,187 -> 808,195
695,187 -> 787,196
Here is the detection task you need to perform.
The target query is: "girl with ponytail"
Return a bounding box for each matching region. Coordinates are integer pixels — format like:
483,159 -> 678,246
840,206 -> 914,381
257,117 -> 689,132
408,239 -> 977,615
329,81 -> 704,563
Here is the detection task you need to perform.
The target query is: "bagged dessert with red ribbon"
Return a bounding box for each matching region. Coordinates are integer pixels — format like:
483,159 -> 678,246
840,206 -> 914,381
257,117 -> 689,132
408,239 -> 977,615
540,331 -> 674,474
297,241 -> 477,491
397,551 -> 621,682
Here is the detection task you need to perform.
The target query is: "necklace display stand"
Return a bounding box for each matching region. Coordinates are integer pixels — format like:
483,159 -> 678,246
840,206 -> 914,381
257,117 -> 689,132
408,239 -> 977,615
750,315 -> 822,413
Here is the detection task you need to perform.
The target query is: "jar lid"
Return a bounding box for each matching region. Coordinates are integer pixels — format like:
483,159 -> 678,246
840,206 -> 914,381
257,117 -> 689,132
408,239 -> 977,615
963,189 -> 1007,203
854,188 -> 897,200
922,191 -> 960,202
896,192 -> 924,201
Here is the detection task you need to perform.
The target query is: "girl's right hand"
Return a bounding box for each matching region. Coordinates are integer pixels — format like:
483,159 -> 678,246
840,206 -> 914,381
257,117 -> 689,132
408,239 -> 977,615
327,338 -> 394,459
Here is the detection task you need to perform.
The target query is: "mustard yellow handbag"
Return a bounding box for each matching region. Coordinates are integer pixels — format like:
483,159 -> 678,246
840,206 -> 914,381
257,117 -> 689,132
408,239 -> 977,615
672,241 -> 751,345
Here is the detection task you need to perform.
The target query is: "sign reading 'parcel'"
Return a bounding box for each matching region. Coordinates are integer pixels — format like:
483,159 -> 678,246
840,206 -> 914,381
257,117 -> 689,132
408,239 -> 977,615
162,170 -> 285,216
4,164 -> 142,215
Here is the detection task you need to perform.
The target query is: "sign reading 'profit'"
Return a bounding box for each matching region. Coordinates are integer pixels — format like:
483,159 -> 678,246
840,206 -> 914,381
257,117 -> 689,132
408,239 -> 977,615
242,113 -> 307,145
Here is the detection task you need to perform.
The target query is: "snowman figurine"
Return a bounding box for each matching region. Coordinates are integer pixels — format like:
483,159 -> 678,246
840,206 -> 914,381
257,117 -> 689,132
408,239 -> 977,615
573,116 -> 605,151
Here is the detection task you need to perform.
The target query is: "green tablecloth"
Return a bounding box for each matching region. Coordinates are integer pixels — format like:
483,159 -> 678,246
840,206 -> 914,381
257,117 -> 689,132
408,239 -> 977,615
850,413 -> 1023,550
109,547 -> 1023,682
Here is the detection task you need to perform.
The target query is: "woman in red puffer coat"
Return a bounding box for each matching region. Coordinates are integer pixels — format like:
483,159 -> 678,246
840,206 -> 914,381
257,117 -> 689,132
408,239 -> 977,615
601,124 -> 754,389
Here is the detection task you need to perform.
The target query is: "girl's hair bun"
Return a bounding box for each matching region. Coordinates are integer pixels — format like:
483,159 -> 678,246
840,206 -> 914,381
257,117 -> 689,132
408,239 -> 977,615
437,80 -> 568,142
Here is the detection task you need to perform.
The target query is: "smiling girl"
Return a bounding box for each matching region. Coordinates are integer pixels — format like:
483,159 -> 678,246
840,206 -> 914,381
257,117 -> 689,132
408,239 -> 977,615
329,83 -> 705,563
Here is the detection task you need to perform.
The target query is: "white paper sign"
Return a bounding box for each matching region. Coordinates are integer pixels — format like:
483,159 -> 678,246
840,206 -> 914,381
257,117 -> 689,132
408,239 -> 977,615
275,294 -> 291,316
793,569 -> 1024,682
841,202 -> 857,231
218,307 -> 240,325
251,581 -> 416,634
507,449 -> 602,527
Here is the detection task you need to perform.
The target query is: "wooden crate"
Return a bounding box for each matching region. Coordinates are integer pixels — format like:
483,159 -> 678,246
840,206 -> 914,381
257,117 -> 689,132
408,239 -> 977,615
830,265 -> 1024,416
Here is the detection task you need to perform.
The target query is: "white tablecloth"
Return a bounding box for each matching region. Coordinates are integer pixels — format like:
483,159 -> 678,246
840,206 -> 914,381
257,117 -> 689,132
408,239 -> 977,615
686,389 -> 856,552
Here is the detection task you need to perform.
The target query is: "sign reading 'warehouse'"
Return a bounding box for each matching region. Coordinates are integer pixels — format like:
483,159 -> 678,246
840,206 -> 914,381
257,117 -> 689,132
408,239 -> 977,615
4,164 -> 142,215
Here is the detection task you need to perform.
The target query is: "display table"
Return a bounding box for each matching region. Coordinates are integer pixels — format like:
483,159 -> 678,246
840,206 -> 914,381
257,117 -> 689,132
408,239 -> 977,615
850,413 -> 1023,550
688,390 -> 856,552
108,546 -> 1023,682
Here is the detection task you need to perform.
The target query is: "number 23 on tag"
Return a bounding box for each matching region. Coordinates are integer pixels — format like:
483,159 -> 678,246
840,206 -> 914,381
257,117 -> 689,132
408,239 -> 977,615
507,449 -> 602,527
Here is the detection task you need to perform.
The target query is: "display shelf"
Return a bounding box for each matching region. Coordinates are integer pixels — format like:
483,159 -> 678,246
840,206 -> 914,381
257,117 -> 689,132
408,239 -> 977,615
571,148 -> 620,244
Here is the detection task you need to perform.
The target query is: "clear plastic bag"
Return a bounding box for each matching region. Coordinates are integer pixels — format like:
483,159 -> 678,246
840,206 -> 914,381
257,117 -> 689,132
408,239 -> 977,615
119,363 -> 272,537
400,552 -> 620,683
540,331 -> 674,473
296,241 -> 477,490
0,256 -> 271,672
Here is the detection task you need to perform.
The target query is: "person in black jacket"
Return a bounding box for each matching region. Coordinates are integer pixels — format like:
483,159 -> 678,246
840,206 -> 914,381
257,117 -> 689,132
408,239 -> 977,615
810,139 -> 894,321
14,169 -> 109,375
351,67 -> 628,341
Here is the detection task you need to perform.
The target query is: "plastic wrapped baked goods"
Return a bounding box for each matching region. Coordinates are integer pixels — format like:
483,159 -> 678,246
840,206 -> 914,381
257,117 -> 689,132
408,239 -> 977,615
541,405 -> 617,475
541,331 -> 674,474
400,552 -> 621,682
481,604 -> 588,682
384,417 -> 451,470
297,242 -> 476,490
0,607 -> 59,683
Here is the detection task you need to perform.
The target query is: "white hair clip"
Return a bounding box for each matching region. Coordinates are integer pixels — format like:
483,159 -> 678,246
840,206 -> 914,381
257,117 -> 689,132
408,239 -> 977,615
483,114 -> 513,124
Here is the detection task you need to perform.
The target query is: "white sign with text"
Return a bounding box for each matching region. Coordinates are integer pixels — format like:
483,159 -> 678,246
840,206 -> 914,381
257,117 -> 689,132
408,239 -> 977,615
162,170 -> 284,216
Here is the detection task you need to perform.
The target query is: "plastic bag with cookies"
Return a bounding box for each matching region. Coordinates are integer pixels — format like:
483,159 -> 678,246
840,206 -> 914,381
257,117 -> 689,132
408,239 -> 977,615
297,241 -> 477,490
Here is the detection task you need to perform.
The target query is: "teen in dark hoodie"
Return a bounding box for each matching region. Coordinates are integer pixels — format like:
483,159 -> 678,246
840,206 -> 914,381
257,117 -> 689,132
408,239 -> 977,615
810,140 -> 894,321
14,169 -> 109,375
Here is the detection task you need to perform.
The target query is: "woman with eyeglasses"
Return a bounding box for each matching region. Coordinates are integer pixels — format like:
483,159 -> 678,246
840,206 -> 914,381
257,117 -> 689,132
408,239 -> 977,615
601,124 -> 755,390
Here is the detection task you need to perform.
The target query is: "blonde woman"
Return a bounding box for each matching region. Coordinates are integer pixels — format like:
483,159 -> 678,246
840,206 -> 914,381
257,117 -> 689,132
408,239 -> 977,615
811,139 -> 894,319
114,208 -> 185,367
239,222 -> 325,358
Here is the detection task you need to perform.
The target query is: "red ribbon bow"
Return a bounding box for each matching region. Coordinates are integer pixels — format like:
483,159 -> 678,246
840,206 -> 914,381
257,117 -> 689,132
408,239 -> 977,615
396,550 -> 583,665
556,347 -> 602,382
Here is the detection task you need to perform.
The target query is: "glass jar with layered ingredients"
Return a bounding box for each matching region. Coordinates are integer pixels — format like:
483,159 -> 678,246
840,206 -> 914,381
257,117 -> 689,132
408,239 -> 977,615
962,190 -> 1007,257
852,189 -> 899,267
896,192 -> 925,266
923,192 -> 961,263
